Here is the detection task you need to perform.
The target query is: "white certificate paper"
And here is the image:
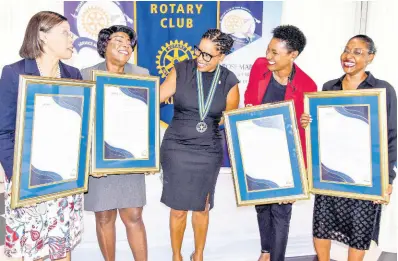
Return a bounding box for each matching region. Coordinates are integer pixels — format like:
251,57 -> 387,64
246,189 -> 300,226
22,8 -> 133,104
104,86 -> 149,160
318,106 -> 371,186
237,115 -> 294,191
30,95 -> 83,187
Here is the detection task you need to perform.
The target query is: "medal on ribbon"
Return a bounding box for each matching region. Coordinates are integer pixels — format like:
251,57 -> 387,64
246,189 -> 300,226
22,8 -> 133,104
196,65 -> 221,133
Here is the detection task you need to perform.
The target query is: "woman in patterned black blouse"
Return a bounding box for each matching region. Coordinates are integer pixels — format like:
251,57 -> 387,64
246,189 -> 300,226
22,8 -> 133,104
301,35 -> 397,261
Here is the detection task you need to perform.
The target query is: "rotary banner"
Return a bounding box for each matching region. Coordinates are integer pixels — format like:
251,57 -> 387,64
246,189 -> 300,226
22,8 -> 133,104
64,1 -> 135,69
136,1 -> 218,128
219,2 -> 282,168
63,1 -> 282,169
219,1 -> 263,53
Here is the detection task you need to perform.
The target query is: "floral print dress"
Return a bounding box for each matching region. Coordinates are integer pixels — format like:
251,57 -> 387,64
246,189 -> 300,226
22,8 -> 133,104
4,178 -> 84,260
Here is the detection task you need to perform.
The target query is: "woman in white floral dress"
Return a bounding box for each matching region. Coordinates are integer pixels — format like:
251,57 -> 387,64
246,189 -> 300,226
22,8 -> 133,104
0,11 -> 84,261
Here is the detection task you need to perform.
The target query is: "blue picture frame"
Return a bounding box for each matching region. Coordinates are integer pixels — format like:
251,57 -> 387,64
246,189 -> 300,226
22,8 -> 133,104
223,101 -> 309,206
304,89 -> 389,202
91,70 -> 160,175
11,75 -> 96,208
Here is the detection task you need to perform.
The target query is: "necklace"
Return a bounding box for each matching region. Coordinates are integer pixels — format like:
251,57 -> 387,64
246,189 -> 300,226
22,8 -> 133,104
36,60 -> 61,78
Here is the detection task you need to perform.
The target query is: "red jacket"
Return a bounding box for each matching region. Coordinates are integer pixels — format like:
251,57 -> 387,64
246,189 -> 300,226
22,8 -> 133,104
244,58 -> 317,166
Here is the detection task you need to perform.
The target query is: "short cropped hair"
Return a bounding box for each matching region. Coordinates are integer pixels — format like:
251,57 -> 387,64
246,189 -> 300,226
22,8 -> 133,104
272,25 -> 307,55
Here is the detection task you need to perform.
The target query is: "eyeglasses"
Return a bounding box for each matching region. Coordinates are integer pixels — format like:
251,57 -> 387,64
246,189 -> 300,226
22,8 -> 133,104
194,45 -> 220,62
43,28 -> 74,39
60,30 -> 73,39
343,47 -> 373,56
110,37 -> 133,49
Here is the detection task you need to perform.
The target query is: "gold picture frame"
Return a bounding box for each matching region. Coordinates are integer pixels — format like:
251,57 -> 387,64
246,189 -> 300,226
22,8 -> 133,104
11,75 -> 96,208
304,89 -> 389,202
223,100 -> 309,206
90,70 -> 160,176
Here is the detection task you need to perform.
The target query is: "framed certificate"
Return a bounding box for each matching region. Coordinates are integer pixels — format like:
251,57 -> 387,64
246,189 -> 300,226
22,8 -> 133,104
223,101 -> 309,206
304,89 -> 389,202
11,75 -> 95,208
91,70 -> 160,176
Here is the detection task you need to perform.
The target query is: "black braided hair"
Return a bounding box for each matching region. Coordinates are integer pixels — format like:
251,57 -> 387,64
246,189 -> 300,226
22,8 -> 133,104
202,29 -> 234,55
97,25 -> 137,58
349,34 -> 377,54
272,25 -> 306,55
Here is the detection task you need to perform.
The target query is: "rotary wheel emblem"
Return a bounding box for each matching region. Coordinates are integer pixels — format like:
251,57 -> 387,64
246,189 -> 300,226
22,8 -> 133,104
156,40 -> 195,78
81,6 -> 110,38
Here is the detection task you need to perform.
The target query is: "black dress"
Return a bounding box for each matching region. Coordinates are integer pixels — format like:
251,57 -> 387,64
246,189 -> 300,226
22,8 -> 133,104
313,72 -> 397,250
160,59 -> 239,211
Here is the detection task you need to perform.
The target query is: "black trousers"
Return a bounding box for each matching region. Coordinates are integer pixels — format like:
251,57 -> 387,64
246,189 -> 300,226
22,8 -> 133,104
256,203 -> 292,261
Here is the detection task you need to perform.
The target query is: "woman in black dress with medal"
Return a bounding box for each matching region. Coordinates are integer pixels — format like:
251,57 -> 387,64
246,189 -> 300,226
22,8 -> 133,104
159,29 -> 240,261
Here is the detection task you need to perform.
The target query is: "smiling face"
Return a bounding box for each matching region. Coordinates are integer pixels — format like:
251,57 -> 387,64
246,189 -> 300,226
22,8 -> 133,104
340,38 -> 374,75
105,32 -> 133,66
195,38 -> 225,72
265,38 -> 298,72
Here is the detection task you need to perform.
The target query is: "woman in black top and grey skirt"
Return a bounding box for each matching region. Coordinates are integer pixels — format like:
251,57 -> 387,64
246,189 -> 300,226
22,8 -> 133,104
159,29 -> 240,261
301,35 -> 397,261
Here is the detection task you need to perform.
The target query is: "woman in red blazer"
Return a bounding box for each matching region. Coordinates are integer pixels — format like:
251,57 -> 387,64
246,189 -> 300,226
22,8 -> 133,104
244,25 -> 317,261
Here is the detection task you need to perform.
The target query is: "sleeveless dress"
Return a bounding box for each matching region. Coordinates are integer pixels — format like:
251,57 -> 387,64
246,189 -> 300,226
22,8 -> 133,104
160,59 -> 239,211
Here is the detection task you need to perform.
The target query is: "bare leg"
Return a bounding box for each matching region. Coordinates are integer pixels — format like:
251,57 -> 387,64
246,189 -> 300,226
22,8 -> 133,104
314,237 -> 332,261
347,247 -> 366,261
119,207 -> 148,261
191,196 -> 210,261
95,210 -> 118,261
170,209 -> 188,261
257,253 -> 270,261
